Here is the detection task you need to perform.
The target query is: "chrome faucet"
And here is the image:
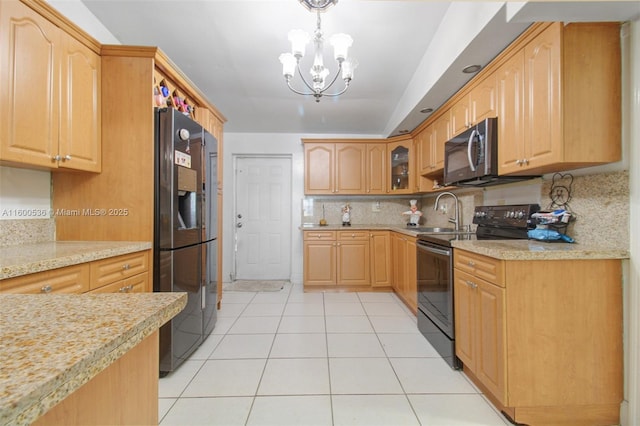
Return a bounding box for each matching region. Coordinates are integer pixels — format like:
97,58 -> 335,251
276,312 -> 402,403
434,191 -> 460,231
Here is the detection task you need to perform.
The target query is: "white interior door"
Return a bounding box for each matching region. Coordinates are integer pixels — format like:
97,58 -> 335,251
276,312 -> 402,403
234,156 -> 292,280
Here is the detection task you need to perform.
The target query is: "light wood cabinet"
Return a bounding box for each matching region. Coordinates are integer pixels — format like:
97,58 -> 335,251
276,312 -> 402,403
303,231 -> 337,286
0,0 -> 101,172
337,231 -> 370,286
387,138 -> 414,194
454,249 -> 623,425
417,112 -> 448,178
303,141 -> 387,195
390,232 -> 417,313
335,143 -> 367,194
498,22 -> 621,176
0,250 -> 151,294
0,264 -> 90,294
454,268 -> 506,403
304,230 -> 394,290
89,251 -> 150,291
369,231 -> 391,288
365,143 -> 387,194
450,75 -> 497,137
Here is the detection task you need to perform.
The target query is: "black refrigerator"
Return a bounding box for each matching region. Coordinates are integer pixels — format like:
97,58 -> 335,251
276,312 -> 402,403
154,107 -> 218,375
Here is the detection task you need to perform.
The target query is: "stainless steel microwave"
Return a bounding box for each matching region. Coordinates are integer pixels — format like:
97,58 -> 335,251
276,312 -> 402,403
443,118 -> 538,187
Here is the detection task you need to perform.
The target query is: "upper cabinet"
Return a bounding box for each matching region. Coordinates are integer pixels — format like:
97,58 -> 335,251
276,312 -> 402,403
0,0 -> 101,172
387,136 -> 415,194
497,22 -> 621,176
303,140 -> 388,195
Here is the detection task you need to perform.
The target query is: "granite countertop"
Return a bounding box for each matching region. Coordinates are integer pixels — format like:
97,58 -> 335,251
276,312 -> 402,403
301,224 -> 629,260
301,224 -> 422,237
451,239 -> 629,260
0,241 -> 153,280
0,292 -> 187,426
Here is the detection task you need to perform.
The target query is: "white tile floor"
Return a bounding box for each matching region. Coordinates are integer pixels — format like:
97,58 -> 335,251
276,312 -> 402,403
159,283 -> 510,426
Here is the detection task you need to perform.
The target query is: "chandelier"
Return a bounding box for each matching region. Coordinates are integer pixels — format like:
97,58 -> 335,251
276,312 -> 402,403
279,0 -> 356,102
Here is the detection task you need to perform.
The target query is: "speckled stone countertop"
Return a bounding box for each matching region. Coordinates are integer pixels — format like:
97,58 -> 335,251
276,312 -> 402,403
451,240 -> 629,260
0,292 -> 186,426
301,225 -> 629,260
0,241 -> 152,280
301,224 -> 424,237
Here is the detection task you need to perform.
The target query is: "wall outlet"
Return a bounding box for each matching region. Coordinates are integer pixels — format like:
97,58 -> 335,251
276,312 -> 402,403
372,201 -> 381,212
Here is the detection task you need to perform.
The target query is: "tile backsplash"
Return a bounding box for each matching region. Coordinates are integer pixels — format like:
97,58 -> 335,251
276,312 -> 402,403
301,170 -> 629,249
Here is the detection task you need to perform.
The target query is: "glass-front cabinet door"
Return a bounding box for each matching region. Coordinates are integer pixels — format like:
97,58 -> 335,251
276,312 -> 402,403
388,139 -> 413,194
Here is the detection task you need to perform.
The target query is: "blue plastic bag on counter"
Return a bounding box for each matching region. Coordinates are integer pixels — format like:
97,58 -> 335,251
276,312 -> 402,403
528,228 -> 574,243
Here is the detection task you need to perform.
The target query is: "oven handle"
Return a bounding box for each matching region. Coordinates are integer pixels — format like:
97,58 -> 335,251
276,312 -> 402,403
417,241 -> 451,256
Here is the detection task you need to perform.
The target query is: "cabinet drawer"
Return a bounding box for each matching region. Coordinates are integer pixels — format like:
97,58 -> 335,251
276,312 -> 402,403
454,250 -> 504,287
303,231 -> 336,241
337,231 -> 369,241
90,251 -> 149,290
0,264 -> 90,294
88,272 -> 149,294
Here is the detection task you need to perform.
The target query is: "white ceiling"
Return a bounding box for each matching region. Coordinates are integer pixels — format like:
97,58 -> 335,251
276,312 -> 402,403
71,0 -> 639,136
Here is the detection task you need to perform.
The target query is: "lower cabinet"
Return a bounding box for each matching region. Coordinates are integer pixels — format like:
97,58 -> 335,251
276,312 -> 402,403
370,231 -> 391,287
0,264 -> 90,294
0,250 -> 151,294
390,232 -> 417,313
453,249 -> 623,426
303,230 -> 394,290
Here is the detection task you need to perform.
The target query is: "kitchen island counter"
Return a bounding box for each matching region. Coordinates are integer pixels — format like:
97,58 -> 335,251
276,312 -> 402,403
452,239 -> 629,260
0,292 -> 186,426
0,241 -> 152,280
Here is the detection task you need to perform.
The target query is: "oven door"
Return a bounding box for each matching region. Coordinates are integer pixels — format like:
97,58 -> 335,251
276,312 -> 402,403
416,240 -> 454,338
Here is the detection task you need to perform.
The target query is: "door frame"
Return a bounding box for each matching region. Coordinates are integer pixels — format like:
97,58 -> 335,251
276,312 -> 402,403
231,154 -> 293,282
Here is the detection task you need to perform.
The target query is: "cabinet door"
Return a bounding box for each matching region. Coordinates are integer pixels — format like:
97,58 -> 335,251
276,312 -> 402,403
59,34 -> 101,172
303,240 -> 336,285
523,22 -> 562,171
304,143 -> 334,194
475,278 -> 506,404
496,51 -> 526,175
366,143 -> 386,194
370,231 -> 391,287
388,141 -> 413,194
404,238 -> 417,312
335,143 -> 366,194
454,270 -> 476,368
450,98 -> 470,136
417,127 -> 433,175
0,1 -> 60,168
337,240 -> 370,286
470,75 -> 497,125
432,113 -> 450,173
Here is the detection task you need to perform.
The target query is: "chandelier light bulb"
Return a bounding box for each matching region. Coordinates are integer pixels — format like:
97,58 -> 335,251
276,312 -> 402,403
279,53 -> 297,79
341,58 -> 357,81
288,29 -> 310,58
329,33 -> 353,62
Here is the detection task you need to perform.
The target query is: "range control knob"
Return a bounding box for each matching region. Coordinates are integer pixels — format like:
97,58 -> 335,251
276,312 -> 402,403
517,211 -> 525,219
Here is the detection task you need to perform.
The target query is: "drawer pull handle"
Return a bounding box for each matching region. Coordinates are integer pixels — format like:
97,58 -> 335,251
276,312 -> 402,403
122,264 -> 131,270
465,280 -> 478,289
467,261 -> 475,267
41,285 -> 52,293
119,285 -> 134,293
